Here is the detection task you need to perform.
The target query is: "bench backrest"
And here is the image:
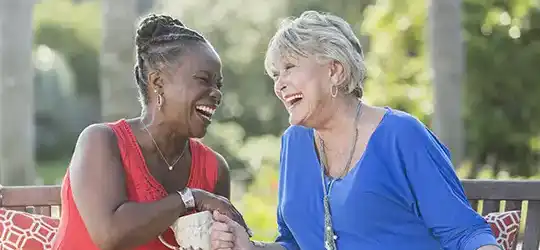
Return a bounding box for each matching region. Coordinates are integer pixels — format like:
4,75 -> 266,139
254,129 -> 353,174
462,179 -> 540,250
0,185 -> 61,216
1,180 -> 539,249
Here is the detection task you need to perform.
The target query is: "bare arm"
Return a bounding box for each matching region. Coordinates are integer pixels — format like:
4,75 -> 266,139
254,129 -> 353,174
69,124 -> 189,250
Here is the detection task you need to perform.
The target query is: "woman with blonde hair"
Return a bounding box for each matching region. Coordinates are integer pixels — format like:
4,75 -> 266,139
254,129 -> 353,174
210,11 -> 500,250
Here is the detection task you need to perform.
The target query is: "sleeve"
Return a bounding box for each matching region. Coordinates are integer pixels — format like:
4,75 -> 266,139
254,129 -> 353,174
396,117 -> 499,250
274,132 -> 300,250
275,206 -> 299,250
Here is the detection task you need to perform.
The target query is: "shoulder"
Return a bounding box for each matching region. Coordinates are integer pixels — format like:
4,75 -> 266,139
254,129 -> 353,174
383,108 -> 451,158
385,108 -> 428,134
76,123 -> 118,151
379,108 -> 435,143
69,123 -> 122,178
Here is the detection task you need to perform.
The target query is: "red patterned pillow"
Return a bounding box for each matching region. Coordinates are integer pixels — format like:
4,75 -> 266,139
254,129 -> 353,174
484,210 -> 521,250
0,208 -> 60,250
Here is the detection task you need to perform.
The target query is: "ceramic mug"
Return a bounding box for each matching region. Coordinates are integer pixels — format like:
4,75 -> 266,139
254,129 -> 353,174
159,211 -> 214,250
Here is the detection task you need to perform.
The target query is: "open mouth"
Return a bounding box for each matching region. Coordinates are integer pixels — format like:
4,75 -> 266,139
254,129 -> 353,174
284,93 -> 304,109
195,105 -> 216,122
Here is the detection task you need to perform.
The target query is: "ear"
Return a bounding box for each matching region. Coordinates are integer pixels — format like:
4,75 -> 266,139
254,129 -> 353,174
148,71 -> 164,94
328,60 -> 346,86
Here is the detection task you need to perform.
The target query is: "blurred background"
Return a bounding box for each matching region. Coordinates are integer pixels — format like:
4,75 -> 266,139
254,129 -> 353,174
1,0 -> 540,242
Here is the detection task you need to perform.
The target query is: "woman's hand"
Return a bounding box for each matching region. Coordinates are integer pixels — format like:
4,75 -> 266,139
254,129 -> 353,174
210,211 -> 252,250
191,188 -> 251,236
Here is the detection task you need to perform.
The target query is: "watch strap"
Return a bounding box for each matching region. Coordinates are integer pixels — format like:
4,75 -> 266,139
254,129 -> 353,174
177,187 -> 195,210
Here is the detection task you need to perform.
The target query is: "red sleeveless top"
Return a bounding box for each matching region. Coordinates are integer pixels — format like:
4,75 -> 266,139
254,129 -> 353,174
52,119 -> 219,249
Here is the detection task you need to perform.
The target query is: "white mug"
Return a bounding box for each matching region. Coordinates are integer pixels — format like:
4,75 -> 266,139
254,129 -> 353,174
159,211 -> 214,250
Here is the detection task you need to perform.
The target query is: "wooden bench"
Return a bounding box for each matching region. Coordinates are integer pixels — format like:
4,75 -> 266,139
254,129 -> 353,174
1,180 -> 540,249
463,179 -> 540,250
0,185 -> 61,216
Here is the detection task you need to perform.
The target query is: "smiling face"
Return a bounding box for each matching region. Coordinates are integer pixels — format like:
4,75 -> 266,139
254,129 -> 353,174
264,11 -> 368,128
272,54 -> 335,126
151,42 -> 223,138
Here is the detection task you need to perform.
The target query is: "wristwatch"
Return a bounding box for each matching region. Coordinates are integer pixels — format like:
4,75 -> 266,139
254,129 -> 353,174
177,187 -> 195,210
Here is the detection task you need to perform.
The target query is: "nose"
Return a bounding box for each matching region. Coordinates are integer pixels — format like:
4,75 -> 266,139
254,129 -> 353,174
209,88 -> 222,106
274,77 -> 287,95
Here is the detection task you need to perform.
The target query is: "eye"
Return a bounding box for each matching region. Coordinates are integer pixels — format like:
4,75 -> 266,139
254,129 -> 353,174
284,63 -> 295,70
216,81 -> 223,90
196,77 -> 210,84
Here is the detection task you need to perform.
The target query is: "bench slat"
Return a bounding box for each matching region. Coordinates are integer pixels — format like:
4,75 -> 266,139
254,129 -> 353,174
469,199 -> 479,212
462,180 -> 540,200
36,206 -> 52,216
482,200 -> 500,215
505,200 -> 523,212
523,200 -> 540,250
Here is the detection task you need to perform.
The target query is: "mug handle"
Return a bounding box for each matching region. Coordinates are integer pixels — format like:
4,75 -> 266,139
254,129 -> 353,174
159,232 -> 178,250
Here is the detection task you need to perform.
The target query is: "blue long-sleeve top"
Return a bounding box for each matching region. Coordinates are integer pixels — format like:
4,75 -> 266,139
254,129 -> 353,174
275,107 -> 498,250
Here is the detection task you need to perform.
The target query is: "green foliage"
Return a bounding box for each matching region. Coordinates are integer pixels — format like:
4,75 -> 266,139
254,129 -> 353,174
463,0 -> 540,176
32,0 -> 102,161
34,0 -> 101,95
361,0 -> 540,176
236,166 -> 280,242
361,0 -> 432,124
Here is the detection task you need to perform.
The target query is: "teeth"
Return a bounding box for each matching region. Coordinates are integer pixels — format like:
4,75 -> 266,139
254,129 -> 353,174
284,93 -> 303,103
195,105 -> 216,116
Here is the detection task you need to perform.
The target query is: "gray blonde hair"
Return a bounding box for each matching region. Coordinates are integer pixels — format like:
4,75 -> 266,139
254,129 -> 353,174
264,11 -> 366,98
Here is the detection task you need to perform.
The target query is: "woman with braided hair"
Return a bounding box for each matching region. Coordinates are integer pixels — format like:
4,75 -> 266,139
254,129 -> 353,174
52,14 -> 250,250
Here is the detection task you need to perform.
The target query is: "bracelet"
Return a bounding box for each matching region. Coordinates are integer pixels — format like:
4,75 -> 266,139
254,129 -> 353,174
177,187 -> 195,210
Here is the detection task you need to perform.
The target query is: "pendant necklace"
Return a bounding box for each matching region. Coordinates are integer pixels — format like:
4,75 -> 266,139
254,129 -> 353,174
316,102 -> 363,250
140,119 -> 188,171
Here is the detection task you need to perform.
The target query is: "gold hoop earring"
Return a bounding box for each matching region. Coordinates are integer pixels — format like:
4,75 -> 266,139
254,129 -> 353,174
331,85 -> 338,98
157,94 -> 163,111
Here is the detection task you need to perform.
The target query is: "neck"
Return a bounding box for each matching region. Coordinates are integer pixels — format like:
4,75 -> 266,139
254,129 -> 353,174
314,96 -> 361,143
139,110 -> 189,159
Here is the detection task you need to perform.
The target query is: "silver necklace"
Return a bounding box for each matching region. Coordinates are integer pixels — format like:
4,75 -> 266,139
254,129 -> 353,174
316,102 -> 363,250
140,120 -> 188,171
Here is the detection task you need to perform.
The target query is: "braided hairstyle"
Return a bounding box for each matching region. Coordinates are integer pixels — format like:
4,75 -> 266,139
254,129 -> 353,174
134,14 -> 206,108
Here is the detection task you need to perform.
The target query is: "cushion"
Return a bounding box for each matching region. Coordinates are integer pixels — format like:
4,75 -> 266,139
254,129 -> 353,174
0,208 -> 60,250
484,210 -> 521,250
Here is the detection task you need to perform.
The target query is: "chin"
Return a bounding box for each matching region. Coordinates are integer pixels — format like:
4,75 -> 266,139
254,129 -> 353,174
190,131 -> 207,138
187,113 -> 214,138
288,114 -> 308,127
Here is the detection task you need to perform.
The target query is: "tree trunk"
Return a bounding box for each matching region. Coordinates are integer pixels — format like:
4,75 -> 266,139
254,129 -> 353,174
427,0 -> 465,167
0,0 -> 37,185
100,0 -> 140,122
